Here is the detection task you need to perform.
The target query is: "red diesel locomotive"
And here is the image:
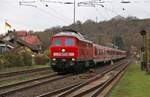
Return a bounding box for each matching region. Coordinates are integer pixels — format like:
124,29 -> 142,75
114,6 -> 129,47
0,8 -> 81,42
49,31 -> 127,73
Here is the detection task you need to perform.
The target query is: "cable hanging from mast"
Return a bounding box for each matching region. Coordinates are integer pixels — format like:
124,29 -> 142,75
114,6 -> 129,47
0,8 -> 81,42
19,0 -> 72,23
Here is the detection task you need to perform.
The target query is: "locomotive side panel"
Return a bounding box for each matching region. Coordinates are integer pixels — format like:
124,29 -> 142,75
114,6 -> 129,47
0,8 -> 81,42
77,40 -> 93,61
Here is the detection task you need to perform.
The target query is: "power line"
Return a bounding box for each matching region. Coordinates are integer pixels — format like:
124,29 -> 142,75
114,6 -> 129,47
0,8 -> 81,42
19,1 -> 72,23
19,0 -> 150,22
94,7 -> 108,20
40,0 -> 76,23
35,6 -> 71,23
19,0 -> 76,23
78,0 -> 110,20
109,1 -> 119,16
39,2 -> 73,22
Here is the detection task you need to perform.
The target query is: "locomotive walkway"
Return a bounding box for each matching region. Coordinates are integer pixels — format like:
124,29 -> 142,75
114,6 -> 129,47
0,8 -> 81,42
110,61 -> 150,97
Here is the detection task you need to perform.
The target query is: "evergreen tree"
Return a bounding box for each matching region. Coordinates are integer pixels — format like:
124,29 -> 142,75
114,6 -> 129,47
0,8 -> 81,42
112,35 -> 124,50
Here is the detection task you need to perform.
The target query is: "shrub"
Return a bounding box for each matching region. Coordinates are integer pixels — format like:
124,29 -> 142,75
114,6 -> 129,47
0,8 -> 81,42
0,55 -> 10,69
44,49 -> 50,56
21,52 -> 32,66
0,51 -> 24,68
34,54 -> 49,65
6,51 -> 24,67
0,48 -> 33,69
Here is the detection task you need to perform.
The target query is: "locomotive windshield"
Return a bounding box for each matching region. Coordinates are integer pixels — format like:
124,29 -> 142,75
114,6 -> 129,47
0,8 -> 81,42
52,37 -> 75,46
54,39 -> 62,46
65,39 -> 74,46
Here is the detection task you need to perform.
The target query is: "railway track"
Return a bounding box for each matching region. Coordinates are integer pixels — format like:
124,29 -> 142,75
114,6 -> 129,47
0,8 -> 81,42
0,72 -> 70,97
37,61 -> 130,97
0,67 -> 50,78
0,69 -> 52,84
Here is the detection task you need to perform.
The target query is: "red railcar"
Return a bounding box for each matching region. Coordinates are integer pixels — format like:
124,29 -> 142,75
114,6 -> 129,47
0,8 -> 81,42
49,31 -> 126,73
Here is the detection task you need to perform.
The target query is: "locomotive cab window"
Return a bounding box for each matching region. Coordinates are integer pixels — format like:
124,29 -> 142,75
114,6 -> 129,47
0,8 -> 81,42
54,39 -> 62,46
65,39 -> 74,46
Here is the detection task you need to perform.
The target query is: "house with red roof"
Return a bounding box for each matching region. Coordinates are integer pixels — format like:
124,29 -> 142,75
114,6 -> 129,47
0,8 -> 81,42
0,30 -> 43,53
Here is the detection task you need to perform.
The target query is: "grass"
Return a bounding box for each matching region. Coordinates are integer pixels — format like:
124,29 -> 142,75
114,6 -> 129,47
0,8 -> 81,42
0,64 -> 49,74
110,61 -> 150,97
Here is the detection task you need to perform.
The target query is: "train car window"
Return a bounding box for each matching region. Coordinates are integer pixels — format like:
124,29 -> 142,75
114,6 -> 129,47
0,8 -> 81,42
54,39 -> 62,46
65,39 -> 74,46
97,49 -> 99,55
95,48 -> 97,55
103,50 -> 105,54
100,49 -> 102,55
107,51 -> 109,54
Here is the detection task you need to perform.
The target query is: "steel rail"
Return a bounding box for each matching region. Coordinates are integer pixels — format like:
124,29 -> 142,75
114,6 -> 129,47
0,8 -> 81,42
37,60 -> 128,97
56,61 -> 127,97
0,74 -> 70,97
96,63 -> 130,97
0,67 -> 50,78
0,73 -> 57,90
92,61 -> 130,97
0,69 -> 51,82
76,61 -> 130,97
37,83 -> 81,97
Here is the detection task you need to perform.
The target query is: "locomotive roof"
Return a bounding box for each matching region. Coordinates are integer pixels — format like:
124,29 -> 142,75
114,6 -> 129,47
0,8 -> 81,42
54,31 -> 92,43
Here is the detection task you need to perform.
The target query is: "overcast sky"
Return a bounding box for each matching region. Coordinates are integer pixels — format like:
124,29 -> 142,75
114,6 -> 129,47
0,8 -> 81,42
0,0 -> 150,34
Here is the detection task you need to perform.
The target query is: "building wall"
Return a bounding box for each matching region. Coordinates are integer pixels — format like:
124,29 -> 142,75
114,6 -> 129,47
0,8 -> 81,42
0,44 -> 7,54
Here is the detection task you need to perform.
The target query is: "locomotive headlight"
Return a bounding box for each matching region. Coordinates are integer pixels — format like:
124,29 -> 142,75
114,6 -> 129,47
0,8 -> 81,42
61,49 -> 65,52
72,58 -> 75,61
52,58 -> 56,61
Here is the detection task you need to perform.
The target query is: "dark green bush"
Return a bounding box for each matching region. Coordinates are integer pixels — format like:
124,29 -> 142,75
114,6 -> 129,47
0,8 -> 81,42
21,52 -> 32,66
0,55 -> 10,69
0,51 -> 24,68
0,47 -> 50,69
0,49 -> 33,69
34,54 -> 49,65
44,49 -> 50,57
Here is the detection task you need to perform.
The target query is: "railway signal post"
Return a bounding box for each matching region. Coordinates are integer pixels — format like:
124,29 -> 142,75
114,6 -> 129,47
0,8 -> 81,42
139,30 -> 150,73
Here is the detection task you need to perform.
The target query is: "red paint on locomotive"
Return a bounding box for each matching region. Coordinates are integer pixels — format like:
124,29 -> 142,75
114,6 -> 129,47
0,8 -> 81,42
50,36 -> 78,58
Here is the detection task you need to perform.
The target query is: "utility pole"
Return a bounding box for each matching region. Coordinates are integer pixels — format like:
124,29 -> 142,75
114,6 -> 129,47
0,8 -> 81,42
96,16 -> 98,23
139,30 -> 148,72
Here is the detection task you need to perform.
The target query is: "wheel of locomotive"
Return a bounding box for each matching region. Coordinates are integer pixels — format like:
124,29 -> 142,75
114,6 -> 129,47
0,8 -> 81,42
73,61 -> 86,73
50,64 -> 59,73
57,67 -> 70,75
89,60 -> 96,68
85,61 -> 90,69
